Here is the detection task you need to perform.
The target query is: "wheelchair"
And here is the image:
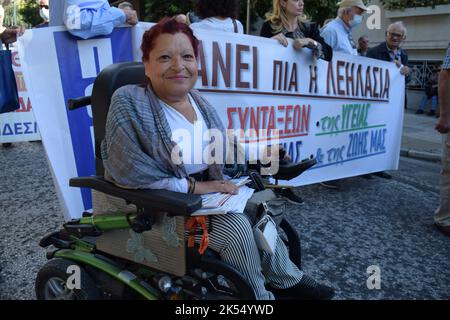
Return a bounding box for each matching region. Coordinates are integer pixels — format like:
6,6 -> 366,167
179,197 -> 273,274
35,62 -> 316,300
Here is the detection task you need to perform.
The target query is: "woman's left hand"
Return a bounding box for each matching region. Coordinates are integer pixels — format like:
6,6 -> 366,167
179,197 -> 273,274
293,38 -> 317,50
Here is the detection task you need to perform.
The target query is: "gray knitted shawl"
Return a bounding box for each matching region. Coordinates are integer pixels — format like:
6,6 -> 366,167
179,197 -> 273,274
101,84 -> 226,189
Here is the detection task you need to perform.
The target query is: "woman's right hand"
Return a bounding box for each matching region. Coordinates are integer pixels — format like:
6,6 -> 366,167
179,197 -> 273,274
195,180 -> 238,195
272,33 -> 288,47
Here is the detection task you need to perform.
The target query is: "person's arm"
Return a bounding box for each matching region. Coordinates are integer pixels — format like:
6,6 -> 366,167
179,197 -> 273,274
319,25 -> 338,52
64,0 -> 137,40
147,177 -> 237,195
0,26 -> 25,44
302,23 -> 333,61
436,67 -> 450,134
400,51 -> 411,81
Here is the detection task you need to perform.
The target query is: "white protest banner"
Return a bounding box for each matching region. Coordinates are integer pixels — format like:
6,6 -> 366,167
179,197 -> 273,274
0,44 -> 41,143
18,23 -> 404,220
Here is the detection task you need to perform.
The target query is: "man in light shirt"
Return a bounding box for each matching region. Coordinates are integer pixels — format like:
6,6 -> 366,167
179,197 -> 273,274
320,0 -> 367,56
49,0 -> 137,39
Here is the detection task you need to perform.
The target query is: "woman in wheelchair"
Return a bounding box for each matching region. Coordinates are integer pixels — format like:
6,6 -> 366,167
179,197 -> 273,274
100,17 -> 334,300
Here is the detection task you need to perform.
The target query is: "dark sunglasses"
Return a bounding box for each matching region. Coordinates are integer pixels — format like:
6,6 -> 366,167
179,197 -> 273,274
39,5 -> 49,9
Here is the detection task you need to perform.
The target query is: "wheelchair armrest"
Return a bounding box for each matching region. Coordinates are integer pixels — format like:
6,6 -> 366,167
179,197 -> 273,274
69,176 -> 202,216
272,157 -> 317,181
68,96 -> 91,110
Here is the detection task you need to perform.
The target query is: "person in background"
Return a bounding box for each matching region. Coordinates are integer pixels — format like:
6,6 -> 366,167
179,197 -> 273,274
357,35 -> 368,56
434,44 -> 450,237
320,0 -> 367,56
366,21 -> 410,180
320,0 -> 367,188
366,20 -> 410,111
63,0 -> 138,39
35,0 -> 50,28
259,0 -> 333,199
416,65 -> 440,116
189,0 -> 244,34
1,18 -> 25,149
260,0 -> 332,62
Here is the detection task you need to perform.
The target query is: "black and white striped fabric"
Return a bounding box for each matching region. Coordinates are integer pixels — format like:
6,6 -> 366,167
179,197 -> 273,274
194,213 -> 303,300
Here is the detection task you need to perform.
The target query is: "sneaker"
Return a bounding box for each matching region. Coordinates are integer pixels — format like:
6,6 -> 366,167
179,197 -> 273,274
2,143 -> 12,148
277,188 -> 304,205
427,110 -> 436,116
373,171 -> 392,179
270,275 -> 335,300
320,181 -> 340,190
415,109 -> 424,114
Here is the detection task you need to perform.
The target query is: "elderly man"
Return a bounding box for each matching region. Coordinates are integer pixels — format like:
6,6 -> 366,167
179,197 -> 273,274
434,44 -> 450,237
318,0 -> 368,188
365,21 -> 411,180
366,21 -> 410,78
320,0 -> 367,56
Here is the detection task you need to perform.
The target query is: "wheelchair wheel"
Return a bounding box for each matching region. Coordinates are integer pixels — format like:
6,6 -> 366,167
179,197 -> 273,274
35,258 -> 100,300
187,256 -> 256,300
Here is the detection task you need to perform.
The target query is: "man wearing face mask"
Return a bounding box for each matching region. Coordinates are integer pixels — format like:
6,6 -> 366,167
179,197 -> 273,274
316,0 -> 367,189
320,0 -> 367,56
36,0 -> 50,28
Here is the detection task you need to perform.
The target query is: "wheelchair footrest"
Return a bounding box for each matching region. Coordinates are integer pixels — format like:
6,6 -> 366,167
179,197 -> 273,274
64,220 -> 102,237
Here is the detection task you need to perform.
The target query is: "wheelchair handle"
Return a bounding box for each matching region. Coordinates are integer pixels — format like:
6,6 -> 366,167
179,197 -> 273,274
68,96 -> 92,110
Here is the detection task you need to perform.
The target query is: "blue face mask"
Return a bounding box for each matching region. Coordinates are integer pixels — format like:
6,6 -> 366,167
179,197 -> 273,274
349,14 -> 363,28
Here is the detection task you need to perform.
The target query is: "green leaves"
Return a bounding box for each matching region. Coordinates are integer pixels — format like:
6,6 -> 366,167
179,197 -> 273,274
379,0 -> 450,10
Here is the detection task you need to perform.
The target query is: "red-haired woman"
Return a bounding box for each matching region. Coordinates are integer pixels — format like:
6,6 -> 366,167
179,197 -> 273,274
101,17 -> 335,300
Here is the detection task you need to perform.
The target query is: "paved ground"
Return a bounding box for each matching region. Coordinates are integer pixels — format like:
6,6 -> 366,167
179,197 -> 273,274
0,141 -> 448,300
401,110 -> 442,160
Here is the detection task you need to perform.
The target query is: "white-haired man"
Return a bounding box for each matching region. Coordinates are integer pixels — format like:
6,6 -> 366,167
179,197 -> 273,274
320,0 -> 367,56
365,21 -> 411,180
366,21 -> 410,78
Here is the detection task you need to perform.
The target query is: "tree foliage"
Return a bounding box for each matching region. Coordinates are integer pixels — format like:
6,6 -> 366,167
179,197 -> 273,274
18,0 -> 41,27
143,0 -> 195,22
379,0 -> 450,10
143,0 -> 339,28
2,0 -> 41,27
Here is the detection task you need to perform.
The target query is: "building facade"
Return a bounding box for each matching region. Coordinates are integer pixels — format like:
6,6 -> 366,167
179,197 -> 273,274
353,0 -> 450,110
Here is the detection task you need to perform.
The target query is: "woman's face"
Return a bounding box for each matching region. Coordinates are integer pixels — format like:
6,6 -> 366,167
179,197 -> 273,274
144,32 -> 198,102
281,0 -> 304,17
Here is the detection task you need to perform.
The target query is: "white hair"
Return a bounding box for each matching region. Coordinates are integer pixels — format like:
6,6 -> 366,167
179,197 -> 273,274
387,21 -> 407,37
